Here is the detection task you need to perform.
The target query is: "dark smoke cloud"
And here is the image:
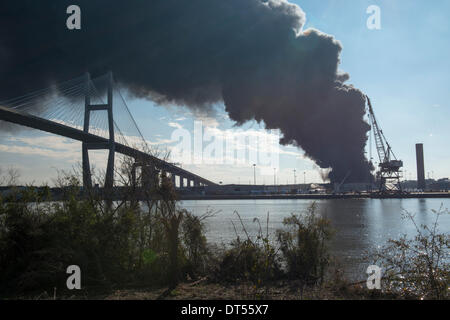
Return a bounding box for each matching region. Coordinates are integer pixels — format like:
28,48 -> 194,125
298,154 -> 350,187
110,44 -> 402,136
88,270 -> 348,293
0,0 -> 373,183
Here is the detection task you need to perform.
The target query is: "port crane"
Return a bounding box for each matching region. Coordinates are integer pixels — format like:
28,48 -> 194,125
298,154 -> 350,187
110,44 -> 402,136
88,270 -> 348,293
366,96 -> 403,193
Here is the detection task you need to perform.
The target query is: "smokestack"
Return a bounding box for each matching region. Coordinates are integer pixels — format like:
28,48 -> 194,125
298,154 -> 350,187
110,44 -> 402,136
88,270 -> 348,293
415,143 -> 426,190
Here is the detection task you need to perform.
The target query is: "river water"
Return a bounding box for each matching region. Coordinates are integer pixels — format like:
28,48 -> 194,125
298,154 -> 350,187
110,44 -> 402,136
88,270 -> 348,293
180,198 -> 450,280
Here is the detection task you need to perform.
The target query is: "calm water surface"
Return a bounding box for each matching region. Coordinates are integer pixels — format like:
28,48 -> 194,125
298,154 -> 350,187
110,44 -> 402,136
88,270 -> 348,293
180,198 -> 450,280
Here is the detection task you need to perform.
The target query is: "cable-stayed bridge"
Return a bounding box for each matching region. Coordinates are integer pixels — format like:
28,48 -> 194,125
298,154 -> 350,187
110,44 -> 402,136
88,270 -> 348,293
0,72 -> 216,191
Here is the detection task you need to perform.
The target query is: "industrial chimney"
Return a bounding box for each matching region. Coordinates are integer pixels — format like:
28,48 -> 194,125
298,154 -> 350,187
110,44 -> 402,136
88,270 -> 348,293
416,143 -> 426,190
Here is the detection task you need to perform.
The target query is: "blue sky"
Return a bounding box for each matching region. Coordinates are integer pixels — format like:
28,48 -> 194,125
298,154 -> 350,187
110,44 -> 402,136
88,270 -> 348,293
1,0 -> 449,185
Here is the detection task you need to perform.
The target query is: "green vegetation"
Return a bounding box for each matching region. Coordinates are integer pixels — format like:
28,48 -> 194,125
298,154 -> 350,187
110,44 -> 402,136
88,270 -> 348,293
214,211 -> 282,287
277,202 -> 333,286
0,166 -> 211,298
372,206 -> 449,299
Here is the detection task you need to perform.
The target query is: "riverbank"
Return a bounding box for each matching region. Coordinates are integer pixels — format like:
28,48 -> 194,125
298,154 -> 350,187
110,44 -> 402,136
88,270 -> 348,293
18,278 -> 390,300
1,182 -> 447,300
101,280 -> 392,300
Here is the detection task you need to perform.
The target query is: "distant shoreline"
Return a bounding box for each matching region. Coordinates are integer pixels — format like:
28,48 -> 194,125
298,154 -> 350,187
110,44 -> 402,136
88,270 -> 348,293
178,192 -> 450,200
2,186 -> 449,201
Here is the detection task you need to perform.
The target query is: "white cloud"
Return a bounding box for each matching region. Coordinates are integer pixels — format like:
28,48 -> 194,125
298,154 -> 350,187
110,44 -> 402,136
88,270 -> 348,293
2,135 -> 79,161
168,122 -> 183,129
147,138 -> 177,146
0,134 -> 108,166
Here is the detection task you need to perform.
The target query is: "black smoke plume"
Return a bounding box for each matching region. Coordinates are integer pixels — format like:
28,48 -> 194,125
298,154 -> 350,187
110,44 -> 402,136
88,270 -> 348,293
0,0 -> 373,183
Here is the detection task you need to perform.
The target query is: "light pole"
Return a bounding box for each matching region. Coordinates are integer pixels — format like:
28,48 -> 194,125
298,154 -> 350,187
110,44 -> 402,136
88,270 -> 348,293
294,169 -> 296,185
253,164 -> 256,185
303,171 -> 306,184
273,168 -> 276,186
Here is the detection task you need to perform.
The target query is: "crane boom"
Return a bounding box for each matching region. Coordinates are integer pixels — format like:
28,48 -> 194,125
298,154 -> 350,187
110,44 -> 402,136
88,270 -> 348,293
366,96 -> 403,194
366,96 -> 387,163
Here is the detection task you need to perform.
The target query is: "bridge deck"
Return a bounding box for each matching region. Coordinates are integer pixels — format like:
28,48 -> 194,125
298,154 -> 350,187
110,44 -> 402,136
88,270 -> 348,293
0,105 -> 216,186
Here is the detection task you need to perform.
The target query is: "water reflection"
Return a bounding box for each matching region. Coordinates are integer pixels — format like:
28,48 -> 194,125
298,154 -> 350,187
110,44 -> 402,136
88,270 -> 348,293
416,199 -> 429,227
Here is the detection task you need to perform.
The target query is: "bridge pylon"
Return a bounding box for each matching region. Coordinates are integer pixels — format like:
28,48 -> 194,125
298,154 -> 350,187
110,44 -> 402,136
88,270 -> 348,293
82,72 -> 115,190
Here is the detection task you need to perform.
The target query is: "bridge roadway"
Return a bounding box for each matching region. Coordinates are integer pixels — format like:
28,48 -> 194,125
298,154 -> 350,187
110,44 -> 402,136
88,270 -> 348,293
0,105 -> 216,186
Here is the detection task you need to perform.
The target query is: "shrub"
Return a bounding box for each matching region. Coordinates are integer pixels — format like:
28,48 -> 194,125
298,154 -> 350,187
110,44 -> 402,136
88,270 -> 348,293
215,212 -> 281,285
181,211 -> 211,278
0,169 -> 214,297
276,202 -> 333,287
373,206 -> 449,299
